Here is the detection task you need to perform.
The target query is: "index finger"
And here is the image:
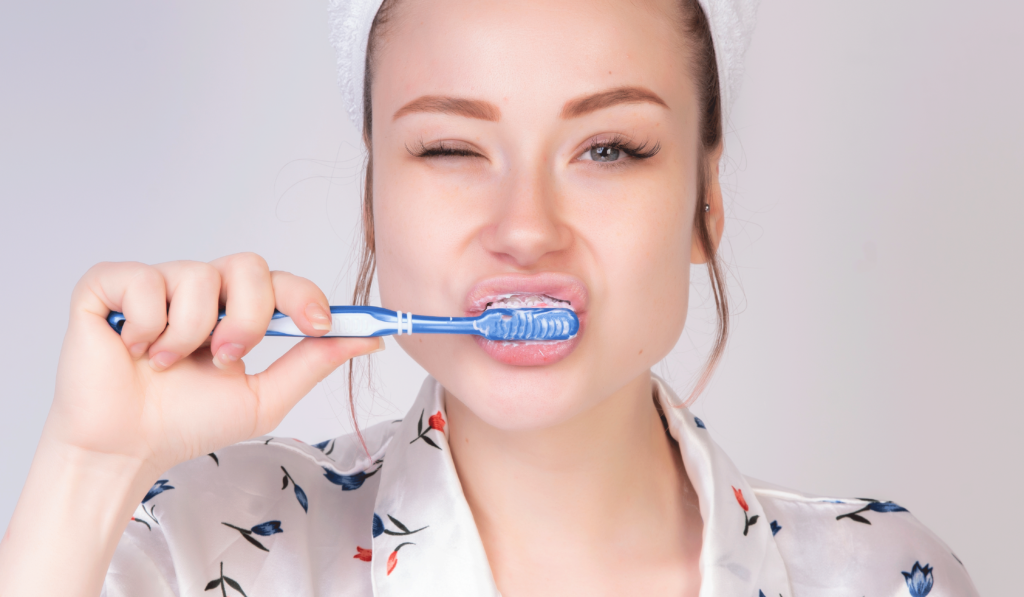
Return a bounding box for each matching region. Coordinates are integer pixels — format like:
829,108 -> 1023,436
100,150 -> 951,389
208,253 -> 275,368
269,271 -> 333,337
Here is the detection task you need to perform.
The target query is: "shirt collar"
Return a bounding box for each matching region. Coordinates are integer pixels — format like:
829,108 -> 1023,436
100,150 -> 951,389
371,375 -> 791,597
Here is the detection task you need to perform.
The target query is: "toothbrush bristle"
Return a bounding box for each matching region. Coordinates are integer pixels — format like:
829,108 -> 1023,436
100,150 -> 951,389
474,308 -> 579,341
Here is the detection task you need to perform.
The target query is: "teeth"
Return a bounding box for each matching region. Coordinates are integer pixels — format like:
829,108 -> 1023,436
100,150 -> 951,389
483,293 -> 573,312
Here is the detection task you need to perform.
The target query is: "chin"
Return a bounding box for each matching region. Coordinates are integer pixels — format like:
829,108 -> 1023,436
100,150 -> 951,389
421,340 -> 601,431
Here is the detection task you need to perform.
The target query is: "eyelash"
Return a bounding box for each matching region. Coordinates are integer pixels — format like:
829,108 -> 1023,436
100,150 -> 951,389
408,141 -> 481,158
580,135 -> 661,162
407,135 -> 662,162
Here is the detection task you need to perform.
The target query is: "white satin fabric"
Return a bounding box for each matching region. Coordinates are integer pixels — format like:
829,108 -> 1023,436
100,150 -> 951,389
102,375 -> 978,596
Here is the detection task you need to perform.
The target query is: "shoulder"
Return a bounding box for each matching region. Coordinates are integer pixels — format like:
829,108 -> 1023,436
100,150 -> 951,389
748,477 -> 979,596
106,420 -> 403,595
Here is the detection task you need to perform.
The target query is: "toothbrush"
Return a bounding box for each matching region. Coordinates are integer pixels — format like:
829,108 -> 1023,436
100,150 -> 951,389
105,306 -> 579,342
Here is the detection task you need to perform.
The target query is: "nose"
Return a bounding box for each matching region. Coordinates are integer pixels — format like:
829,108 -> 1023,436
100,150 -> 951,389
480,166 -> 572,267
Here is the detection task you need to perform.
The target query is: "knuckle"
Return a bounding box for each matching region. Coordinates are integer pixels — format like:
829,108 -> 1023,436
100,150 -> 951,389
74,262 -> 110,297
269,270 -> 296,287
183,262 -> 222,293
274,272 -> 318,298
229,252 -> 269,275
130,264 -> 164,289
83,260 -> 114,279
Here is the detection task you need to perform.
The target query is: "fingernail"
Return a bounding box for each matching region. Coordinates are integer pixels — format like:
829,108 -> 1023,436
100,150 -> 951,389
367,337 -> 386,355
306,303 -> 333,331
148,351 -> 179,372
128,342 -> 148,360
212,343 -> 245,370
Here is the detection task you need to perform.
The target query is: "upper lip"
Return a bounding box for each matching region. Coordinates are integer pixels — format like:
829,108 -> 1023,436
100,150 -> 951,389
464,272 -> 589,315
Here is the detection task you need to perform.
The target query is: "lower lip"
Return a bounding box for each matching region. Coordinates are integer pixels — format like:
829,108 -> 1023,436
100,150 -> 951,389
473,312 -> 585,366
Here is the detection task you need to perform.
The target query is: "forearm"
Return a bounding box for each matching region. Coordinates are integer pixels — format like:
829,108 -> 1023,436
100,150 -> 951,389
0,437 -> 158,597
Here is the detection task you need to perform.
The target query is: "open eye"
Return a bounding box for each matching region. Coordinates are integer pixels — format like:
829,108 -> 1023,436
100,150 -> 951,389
585,146 -> 621,162
575,135 -> 660,164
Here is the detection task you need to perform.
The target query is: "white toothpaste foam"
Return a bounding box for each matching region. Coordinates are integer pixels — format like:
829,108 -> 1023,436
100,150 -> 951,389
482,293 -> 574,312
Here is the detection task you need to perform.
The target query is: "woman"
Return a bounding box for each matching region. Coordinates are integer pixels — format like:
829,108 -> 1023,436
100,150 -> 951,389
0,0 -> 978,595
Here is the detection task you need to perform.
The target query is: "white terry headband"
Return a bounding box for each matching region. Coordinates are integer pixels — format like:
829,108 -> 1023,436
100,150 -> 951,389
327,0 -> 759,138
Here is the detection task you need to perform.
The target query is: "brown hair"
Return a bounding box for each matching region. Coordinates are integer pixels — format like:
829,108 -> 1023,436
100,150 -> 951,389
347,0 -> 728,448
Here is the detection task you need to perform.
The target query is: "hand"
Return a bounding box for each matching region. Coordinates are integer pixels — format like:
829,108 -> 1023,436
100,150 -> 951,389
46,252 -> 383,477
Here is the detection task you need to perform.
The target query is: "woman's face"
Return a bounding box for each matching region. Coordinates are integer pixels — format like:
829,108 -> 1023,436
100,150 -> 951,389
372,0 -> 714,429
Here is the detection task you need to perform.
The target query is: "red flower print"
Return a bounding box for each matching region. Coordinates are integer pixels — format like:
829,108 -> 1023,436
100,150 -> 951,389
732,486 -> 749,511
410,409 -> 444,450
353,546 -> 372,562
428,411 -> 446,432
732,485 -> 759,536
387,542 -> 415,576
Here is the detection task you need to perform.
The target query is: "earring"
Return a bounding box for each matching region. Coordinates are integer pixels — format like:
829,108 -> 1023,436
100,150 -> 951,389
703,203 -> 710,213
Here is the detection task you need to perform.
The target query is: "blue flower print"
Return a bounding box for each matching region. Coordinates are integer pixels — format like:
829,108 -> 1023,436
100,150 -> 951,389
251,521 -> 283,536
322,462 -> 382,491
836,498 -> 908,524
867,501 -> 909,513
280,466 -> 308,512
313,439 -> 336,455
142,479 -> 174,503
374,513 -> 428,537
138,479 -> 174,526
770,520 -> 781,536
902,561 -> 934,597
221,520 -> 283,552
694,417 -> 706,429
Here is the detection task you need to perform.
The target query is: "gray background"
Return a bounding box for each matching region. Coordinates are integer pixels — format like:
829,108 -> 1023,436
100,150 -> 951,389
1,0 -> 1020,593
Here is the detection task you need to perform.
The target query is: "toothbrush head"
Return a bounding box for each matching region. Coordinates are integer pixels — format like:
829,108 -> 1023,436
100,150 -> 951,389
472,308 -> 579,341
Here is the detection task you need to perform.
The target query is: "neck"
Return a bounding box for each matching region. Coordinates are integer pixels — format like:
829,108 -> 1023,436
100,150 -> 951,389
445,371 -> 702,595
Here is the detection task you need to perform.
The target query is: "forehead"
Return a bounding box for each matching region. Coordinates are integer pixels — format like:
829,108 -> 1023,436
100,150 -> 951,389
372,0 -> 693,120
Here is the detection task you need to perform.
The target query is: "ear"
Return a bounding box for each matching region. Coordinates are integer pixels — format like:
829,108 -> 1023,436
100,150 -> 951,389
690,143 -> 725,265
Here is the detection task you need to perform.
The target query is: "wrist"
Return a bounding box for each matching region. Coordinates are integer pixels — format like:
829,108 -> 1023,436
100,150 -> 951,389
0,438 -> 160,596
36,435 -> 157,499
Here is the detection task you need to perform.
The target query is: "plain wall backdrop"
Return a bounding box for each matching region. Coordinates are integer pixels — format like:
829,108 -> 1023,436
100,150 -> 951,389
1,0 -> 1020,593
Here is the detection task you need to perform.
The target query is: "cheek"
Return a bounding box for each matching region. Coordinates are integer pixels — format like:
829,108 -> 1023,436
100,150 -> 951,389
372,157 -> 472,312
581,181 -> 694,364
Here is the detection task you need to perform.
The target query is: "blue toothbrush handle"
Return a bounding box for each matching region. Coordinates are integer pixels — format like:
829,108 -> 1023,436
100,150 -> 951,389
104,306 -> 578,341
105,306 -> 404,338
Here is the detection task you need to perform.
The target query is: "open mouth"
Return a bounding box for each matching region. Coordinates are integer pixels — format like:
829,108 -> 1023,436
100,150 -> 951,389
465,274 -> 588,367
483,293 -> 575,313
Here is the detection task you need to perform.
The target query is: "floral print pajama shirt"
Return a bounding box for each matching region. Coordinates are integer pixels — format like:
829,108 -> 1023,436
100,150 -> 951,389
102,375 -> 978,596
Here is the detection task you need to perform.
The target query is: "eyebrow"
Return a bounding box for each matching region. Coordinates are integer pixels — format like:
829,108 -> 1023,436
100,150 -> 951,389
560,86 -> 669,119
393,95 -> 502,122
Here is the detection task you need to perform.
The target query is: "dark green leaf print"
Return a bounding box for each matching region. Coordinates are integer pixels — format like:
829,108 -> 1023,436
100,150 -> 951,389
205,562 -> 247,596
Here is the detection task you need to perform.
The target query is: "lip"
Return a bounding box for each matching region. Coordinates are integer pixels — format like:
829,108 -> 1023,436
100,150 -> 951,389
464,272 -> 589,314
464,272 -> 588,367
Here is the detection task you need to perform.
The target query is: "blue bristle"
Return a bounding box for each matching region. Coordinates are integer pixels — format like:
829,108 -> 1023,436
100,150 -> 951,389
473,308 -> 579,341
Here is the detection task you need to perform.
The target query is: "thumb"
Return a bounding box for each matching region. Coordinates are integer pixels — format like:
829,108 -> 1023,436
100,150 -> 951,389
247,336 -> 385,435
